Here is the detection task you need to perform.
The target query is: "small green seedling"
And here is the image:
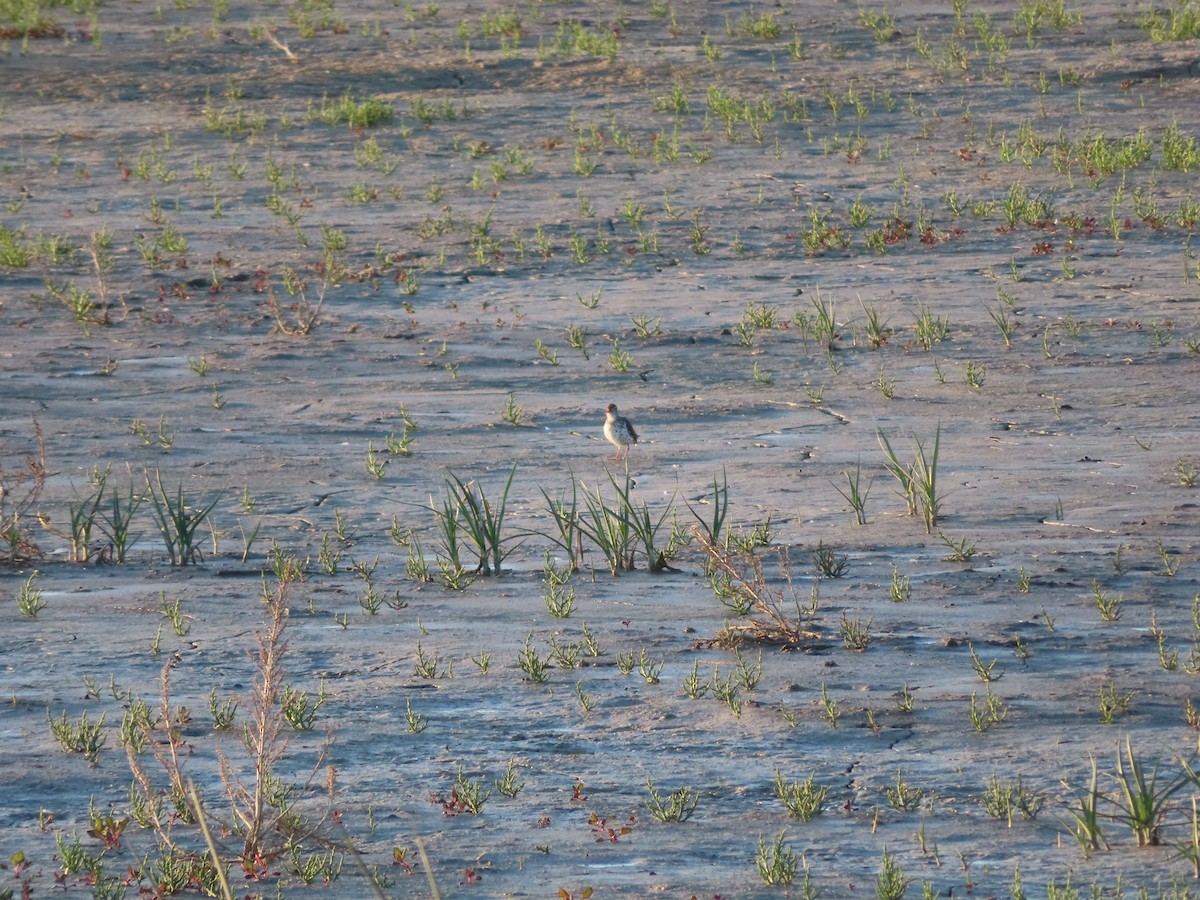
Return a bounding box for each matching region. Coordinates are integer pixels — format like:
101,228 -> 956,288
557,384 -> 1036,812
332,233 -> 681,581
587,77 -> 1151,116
833,461 -> 873,525
939,530 -> 977,561
981,773 -> 1043,826
812,541 -> 849,578
756,830 -> 800,885
17,570 -> 46,617
968,642 -> 1004,682
711,666 -> 742,717
774,770 -> 828,821
413,642 -> 449,679
208,688 -> 237,730
1092,579 -> 1123,621
820,682 -> 840,727
575,681 -> 595,712
48,709 -> 107,766
495,758 -> 526,798
884,768 -> 924,811
449,768 -> 491,814
1156,539 -> 1181,576
502,393 -> 524,425
365,441 -> 387,478
281,680 -> 327,730
1099,682 -> 1134,724
645,778 -> 698,823
1016,567 -> 1031,592
160,592 -> 190,637
732,646 -> 762,690
518,634 -> 551,682
405,698 -> 427,734
682,661 -> 708,699
876,846 -> 910,900
839,613 -> 872,651
637,648 -> 664,684
550,635 -> 581,669
969,687 -> 1008,732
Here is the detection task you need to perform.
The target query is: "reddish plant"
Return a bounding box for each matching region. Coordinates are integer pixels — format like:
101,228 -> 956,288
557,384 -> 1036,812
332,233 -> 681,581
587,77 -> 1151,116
589,812 -> 635,843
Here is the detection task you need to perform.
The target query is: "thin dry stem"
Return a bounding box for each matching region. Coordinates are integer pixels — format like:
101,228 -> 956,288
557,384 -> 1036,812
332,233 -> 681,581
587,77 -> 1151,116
125,655 -> 192,850
217,581 -> 338,865
188,780 -> 235,900
217,583 -> 290,862
87,236 -> 119,321
264,269 -> 329,335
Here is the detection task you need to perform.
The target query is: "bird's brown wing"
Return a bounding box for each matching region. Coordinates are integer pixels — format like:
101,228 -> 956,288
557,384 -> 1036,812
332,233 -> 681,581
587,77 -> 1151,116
628,421 -> 639,443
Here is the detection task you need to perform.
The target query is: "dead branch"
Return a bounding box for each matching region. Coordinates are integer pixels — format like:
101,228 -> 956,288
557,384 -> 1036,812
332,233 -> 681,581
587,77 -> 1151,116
693,528 -> 821,646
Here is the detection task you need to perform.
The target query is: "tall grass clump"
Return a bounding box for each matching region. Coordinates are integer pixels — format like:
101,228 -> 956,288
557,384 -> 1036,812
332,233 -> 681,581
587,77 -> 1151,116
878,424 -> 942,532
437,467 -> 518,576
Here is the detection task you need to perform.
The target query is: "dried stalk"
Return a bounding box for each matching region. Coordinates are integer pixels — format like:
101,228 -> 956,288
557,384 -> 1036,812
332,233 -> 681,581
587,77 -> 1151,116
127,579 -> 339,876
264,28 -> 298,62
0,419 -> 46,563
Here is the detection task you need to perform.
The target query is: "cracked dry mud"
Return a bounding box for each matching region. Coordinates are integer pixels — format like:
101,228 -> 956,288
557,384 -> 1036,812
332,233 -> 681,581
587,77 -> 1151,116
2,1 -> 1200,897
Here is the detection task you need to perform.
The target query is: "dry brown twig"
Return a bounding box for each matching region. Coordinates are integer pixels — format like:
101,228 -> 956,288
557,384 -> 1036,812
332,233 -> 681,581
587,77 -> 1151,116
264,265 -> 342,336
264,28 -> 298,62
693,528 -> 821,645
87,233 -> 119,322
264,275 -> 317,336
0,419 -> 46,563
